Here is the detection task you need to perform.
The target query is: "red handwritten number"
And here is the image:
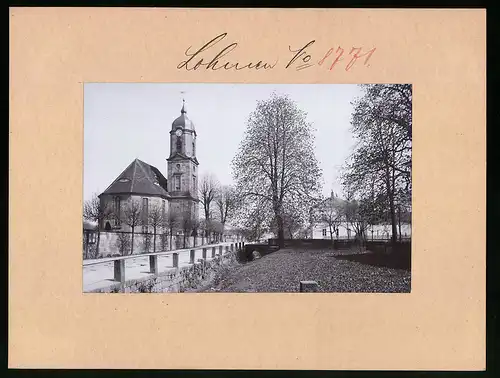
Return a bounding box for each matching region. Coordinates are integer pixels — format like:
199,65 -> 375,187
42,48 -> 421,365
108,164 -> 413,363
345,47 -> 377,71
318,48 -> 333,66
329,47 -> 344,71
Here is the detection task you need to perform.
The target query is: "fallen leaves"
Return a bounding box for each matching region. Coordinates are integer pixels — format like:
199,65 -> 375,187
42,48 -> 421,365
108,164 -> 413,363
202,247 -> 411,293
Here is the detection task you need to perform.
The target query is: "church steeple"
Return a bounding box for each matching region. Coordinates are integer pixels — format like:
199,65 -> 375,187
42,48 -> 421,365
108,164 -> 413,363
166,98 -> 199,222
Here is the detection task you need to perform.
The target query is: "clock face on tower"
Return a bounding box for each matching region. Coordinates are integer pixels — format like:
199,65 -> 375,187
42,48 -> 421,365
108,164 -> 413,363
175,129 -> 182,137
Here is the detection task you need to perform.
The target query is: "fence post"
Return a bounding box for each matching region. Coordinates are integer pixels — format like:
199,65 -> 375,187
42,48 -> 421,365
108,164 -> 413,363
219,245 -> 223,256
114,259 -> 125,283
202,247 -> 207,260
149,255 -> 158,275
212,246 -> 216,258
172,253 -> 179,268
300,281 -> 319,292
189,249 -> 195,264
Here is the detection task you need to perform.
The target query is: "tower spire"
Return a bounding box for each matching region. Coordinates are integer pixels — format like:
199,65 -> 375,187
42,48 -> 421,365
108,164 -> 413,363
181,98 -> 186,114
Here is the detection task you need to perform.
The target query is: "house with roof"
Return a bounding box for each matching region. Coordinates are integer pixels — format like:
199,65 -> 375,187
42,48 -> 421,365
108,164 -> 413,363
99,158 -> 170,233
308,191 -> 412,240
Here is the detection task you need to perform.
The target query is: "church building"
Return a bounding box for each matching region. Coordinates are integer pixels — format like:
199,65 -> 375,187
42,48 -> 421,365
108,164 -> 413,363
98,100 -> 200,232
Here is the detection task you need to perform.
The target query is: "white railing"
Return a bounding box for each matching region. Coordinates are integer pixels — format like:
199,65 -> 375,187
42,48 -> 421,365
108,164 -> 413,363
83,241 -> 246,284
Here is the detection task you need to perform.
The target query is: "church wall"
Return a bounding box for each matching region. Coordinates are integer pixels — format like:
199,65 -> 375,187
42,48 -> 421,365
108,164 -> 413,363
100,194 -> 169,233
89,231 -> 213,258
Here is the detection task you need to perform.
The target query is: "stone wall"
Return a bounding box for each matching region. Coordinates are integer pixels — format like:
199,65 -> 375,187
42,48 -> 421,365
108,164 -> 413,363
90,250 -> 238,293
85,231 -> 241,259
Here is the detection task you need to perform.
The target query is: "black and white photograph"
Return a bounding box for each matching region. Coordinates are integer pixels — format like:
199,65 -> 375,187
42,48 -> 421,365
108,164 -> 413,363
83,83 -> 412,293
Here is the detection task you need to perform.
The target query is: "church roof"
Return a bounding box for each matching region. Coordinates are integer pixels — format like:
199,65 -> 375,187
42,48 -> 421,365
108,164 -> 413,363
172,100 -> 195,132
100,159 -> 169,198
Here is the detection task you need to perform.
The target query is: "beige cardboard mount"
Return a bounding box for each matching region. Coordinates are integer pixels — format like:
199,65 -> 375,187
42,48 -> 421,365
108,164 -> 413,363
9,8 -> 485,370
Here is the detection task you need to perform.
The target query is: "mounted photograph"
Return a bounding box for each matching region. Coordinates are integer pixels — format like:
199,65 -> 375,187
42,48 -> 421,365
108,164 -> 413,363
83,83 -> 412,293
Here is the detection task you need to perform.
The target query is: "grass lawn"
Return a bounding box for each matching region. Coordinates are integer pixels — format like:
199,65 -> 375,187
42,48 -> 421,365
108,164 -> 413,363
198,247 -> 411,293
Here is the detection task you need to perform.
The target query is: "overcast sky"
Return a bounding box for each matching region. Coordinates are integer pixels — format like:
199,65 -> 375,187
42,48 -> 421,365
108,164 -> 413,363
83,83 -> 362,202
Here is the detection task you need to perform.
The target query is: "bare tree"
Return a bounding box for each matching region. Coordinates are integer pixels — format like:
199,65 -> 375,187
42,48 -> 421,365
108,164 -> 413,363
199,174 -> 219,234
142,232 -> 152,254
148,204 -> 164,253
191,217 -> 200,247
180,210 -> 193,248
116,232 -> 131,256
121,199 -> 142,255
216,185 -> 240,228
319,194 -> 344,244
206,219 -> 224,242
164,209 -> 179,250
342,84 -> 412,243
232,93 -> 322,247
344,200 -> 367,245
83,193 -> 112,259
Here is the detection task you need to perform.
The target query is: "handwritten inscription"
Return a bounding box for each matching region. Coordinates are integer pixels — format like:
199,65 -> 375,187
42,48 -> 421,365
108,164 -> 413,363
177,33 -> 278,71
287,40 -> 377,72
317,46 -> 377,71
286,40 -> 316,71
177,33 -> 376,73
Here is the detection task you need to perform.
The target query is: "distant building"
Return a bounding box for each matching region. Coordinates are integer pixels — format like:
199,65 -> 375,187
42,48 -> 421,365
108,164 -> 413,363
97,100 -> 200,233
309,192 -> 411,240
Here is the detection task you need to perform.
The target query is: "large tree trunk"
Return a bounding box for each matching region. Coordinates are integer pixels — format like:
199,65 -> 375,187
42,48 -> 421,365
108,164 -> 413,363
276,214 -> 285,247
169,231 -> 173,251
385,166 -> 398,245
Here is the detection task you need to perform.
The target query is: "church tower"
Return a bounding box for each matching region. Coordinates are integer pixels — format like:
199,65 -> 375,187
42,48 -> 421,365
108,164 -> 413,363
167,100 -> 200,221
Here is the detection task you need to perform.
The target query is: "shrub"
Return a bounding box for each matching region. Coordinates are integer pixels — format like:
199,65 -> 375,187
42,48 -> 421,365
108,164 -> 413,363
137,279 -> 156,293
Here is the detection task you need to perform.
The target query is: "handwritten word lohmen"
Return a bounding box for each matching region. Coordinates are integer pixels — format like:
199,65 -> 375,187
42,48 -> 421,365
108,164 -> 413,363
177,33 -> 278,71
176,33 -> 376,72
